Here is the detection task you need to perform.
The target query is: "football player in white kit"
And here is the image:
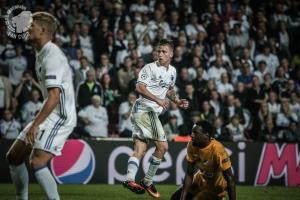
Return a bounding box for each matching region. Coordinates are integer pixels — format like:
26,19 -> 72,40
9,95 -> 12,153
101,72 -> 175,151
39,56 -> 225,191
6,12 -> 77,200
123,39 -> 189,198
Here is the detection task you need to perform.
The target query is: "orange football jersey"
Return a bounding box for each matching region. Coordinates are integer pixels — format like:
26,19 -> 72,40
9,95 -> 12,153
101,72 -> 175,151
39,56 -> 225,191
186,138 -> 231,197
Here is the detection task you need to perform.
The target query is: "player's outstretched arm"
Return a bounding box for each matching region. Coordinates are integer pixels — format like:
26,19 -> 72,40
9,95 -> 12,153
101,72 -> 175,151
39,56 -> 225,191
223,168 -> 236,200
25,87 -> 60,145
180,161 -> 195,200
136,82 -> 169,109
166,87 -> 189,109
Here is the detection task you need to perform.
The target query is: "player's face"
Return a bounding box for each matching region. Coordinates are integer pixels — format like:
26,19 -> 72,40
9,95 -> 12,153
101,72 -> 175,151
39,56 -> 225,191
157,45 -> 173,67
191,125 -> 209,147
26,21 -> 43,42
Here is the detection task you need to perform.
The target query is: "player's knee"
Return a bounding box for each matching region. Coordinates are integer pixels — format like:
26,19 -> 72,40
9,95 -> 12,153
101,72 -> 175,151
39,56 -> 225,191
29,156 -> 45,170
134,149 -> 146,159
157,143 -> 168,154
6,151 -> 22,165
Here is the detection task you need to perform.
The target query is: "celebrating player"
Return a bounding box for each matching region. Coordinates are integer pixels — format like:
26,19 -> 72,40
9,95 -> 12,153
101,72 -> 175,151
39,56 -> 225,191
171,120 -> 236,200
122,39 -> 189,198
6,12 -> 77,200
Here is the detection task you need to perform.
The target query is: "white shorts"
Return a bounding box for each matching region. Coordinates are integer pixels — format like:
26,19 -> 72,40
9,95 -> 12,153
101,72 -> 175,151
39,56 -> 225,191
17,120 -> 73,156
131,111 -> 166,142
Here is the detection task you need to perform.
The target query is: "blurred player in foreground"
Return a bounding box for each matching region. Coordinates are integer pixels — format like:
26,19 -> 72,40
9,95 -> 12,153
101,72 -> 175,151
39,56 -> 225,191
171,120 -> 236,200
6,12 -> 76,200
122,39 -> 189,198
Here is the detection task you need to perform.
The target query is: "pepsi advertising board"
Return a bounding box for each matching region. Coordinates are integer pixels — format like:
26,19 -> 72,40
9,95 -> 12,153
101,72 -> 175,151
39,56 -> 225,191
0,139 -> 299,186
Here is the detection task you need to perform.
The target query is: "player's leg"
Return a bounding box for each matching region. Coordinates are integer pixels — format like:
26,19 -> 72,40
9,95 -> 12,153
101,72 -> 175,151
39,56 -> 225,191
140,112 -> 168,198
127,138 -> 148,180
170,186 -> 183,200
123,137 -> 147,194
6,139 -> 32,200
192,189 -> 223,200
170,185 -> 196,200
29,149 -> 60,200
30,123 -> 72,200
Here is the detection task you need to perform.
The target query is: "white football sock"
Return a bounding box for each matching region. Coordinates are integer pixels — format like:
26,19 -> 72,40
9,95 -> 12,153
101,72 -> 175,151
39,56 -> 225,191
126,156 -> 140,181
144,155 -> 161,186
34,166 -> 60,200
9,163 -> 29,200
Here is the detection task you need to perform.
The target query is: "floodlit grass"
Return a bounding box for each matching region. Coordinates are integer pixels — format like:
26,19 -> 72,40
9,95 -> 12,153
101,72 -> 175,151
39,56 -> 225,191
0,184 -> 299,200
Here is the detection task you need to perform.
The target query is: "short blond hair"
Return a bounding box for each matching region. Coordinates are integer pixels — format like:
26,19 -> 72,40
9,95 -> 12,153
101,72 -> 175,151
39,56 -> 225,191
32,12 -> 59,36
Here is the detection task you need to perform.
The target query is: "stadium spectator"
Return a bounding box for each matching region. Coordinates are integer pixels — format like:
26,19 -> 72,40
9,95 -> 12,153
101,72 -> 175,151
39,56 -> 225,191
209,88 -> 221,117
76,69 -> 103,109
260,73 -> 273,96
257,101 -> 273,131
289,91 -> 300,119
163,115 -> 180,141
21,89 -> 43,127
227,23 -> 249,57
182,84 -> 200,117
96,53 -> 114,80
185,13 -> 206,45
0,68 -> 13,114
272,66 -> 288,96
78,95 -> 108,137
207,45 -> 232,70
0,109 -> 21,139
168,10 -> 183,41
199,100 -> 215,124
192,67 -> 208,101
208,56 -> 227,85
226,114 -> 248,142
213,116 -> 231,141
128,67 -> 140,93
6,46 -> 27,87
66,3 -> 90,30
176,67 -> 191,96
137,34 -> 153,57
258,119 -> 277,142
220,94 -> 244,125
237,61 -> 253,88
69,48 -> 83,72
118,92 -> 137,137
79,24 -> 94,63
281,79 -> 297,99
276,101 -> 298,129
14,70 -> 41,108
253,60 -> 269,84
217,72 -> 234,99
117,56 -> 135,96
160,101 -> 184,127
74,56 -> 94,88
277,121 -> 299,142
254,43 -> 279,78
233,82 -> 247,107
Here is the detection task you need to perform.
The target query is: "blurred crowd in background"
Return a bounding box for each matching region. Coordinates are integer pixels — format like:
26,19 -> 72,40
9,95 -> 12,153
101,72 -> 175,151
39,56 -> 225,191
0,0 -> 300,143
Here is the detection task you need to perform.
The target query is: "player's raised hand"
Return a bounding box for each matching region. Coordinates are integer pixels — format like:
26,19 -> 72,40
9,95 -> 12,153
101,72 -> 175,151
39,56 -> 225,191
25,124 -> 38,146
178,99 -> 189,109
157,98 -> 169,109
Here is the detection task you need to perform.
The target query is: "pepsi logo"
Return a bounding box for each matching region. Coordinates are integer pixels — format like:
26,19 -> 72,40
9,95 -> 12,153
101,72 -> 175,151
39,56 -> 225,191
50,139 -> 95,184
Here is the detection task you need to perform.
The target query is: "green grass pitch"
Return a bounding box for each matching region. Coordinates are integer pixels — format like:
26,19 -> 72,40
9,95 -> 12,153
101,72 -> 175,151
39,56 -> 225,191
0,184 -> 299,200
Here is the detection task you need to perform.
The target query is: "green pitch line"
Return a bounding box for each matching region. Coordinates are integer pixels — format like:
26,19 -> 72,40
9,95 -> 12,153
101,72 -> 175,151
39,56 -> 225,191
0,184 -> 299,200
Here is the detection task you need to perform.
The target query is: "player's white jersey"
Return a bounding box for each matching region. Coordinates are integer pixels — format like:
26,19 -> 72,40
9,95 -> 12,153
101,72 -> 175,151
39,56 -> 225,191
133,61 -> 176,114
35,41 -> 77,128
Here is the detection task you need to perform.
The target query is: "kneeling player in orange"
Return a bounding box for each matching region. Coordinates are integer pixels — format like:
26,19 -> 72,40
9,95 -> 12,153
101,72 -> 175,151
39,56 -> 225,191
171,120 -> 236,200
